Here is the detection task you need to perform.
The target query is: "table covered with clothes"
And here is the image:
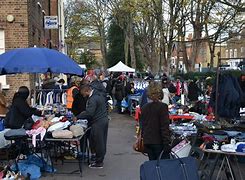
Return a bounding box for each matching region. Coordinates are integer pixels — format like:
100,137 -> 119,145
0,113 -> 90,179
134,101 -> 245,178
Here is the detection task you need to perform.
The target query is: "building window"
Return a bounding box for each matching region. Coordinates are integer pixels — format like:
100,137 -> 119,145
230,49 -> 233,58
234,49 -> 237,58
0,30 -> 9,89
226,50 -> 229,58
241,47 -> 244,53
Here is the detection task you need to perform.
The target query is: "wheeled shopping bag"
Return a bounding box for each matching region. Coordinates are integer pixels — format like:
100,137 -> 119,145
140,151 -> 199,180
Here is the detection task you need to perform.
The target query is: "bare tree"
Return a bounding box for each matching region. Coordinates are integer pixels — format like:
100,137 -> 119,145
109,0 -> 137,68
84,0 -> 110,68
204,0 -> 245,67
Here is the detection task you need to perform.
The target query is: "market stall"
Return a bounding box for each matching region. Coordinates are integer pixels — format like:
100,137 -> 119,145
133,70 -> 245,179
0,47 -> 88,178
107,61 -> 135,73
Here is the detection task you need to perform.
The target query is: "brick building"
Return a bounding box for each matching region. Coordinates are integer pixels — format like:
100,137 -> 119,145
0,0 -> 60,102
226,29 -> 245,68
171,33 -> 226,72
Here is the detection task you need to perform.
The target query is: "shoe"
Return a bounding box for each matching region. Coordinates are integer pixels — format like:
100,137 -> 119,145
89,162 -> 103,169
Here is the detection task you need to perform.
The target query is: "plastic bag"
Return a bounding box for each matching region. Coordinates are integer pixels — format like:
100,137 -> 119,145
121,99 -> 128,108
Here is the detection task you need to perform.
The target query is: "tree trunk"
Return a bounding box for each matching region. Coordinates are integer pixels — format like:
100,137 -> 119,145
99,25 -> 107,68
190,29 -> 202,71
124,34 -> 129,65
128,19 -> 136,69
181,41 -> 190,72
210,49 -> 215,68
149,52 -> 159,75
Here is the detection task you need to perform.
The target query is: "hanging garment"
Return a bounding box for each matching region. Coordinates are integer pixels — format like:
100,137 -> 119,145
210,75 -> 242,118
45,92 -> 54,106
37,92 -> 42,106
62,92 -> 67,105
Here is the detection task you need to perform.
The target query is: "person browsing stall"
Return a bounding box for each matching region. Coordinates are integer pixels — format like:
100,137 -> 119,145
66,77 -> 79,110
4,86 -> 42,129
74,84 -> 108,169
141,81 -> 171,160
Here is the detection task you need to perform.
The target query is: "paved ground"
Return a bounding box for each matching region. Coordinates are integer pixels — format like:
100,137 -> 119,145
41,112 -> 147,180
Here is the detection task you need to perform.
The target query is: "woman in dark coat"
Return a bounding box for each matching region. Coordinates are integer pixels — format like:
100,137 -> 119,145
188,80 -> 201,102
114,78 -> 125,113
141,81 -> 171,160
5,86 -> 42,129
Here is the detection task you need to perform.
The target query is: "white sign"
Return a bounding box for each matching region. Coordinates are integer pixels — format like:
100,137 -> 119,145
44,16 -> 58,29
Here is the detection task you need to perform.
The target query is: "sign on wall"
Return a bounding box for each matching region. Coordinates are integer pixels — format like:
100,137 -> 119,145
44,16 -> 59,29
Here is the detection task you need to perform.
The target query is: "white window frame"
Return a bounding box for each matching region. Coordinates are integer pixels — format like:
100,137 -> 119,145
230,49 -> 233,58
234,49 -> 237,58
225,49 -> 229,58
0,30 -> 10,89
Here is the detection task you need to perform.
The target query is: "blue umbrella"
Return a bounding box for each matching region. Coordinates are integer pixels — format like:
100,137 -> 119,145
0,47 -> 84,76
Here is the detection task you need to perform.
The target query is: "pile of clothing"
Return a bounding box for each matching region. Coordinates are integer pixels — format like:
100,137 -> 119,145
4,115 -> 88,148
170,123 -> 197,137
201,130 -> 245,153
0,154 -> 54,179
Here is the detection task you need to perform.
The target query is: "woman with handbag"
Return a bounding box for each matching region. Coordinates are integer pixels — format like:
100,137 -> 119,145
5,86 -> 42,129
141,81 -> 171,160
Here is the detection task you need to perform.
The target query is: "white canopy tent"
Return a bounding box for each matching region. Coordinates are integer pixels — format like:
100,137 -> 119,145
107,61 -> 135,72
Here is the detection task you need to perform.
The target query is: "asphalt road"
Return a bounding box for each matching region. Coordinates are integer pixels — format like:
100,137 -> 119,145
42,112 -> 147,180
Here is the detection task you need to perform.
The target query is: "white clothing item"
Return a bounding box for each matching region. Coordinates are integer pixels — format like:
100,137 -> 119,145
45,92 -> 54,106
221,144 -> 236,153
62,92 -> 67,105
38,92 -> 43,106
47,121 -> 70,132
162,88 -> 170,105
183,82 -> 188,94
50,116 -> 64,123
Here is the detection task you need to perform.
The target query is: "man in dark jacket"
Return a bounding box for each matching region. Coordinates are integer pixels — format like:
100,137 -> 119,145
75,84 -> 108,169
5,86 -> 42,129
90,75 -> 107,98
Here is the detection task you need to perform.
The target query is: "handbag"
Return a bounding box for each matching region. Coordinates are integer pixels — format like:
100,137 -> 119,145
133,129 -> 145,153
140,151 -> 199,180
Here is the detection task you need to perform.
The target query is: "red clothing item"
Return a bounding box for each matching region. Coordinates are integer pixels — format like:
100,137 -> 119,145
135,107 -> 141,121
176,81 -> 181,96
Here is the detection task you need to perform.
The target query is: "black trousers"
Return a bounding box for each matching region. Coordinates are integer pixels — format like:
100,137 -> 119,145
116,100 -> 122,113
90,119 -> 109,163
144,144 -> 170,161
